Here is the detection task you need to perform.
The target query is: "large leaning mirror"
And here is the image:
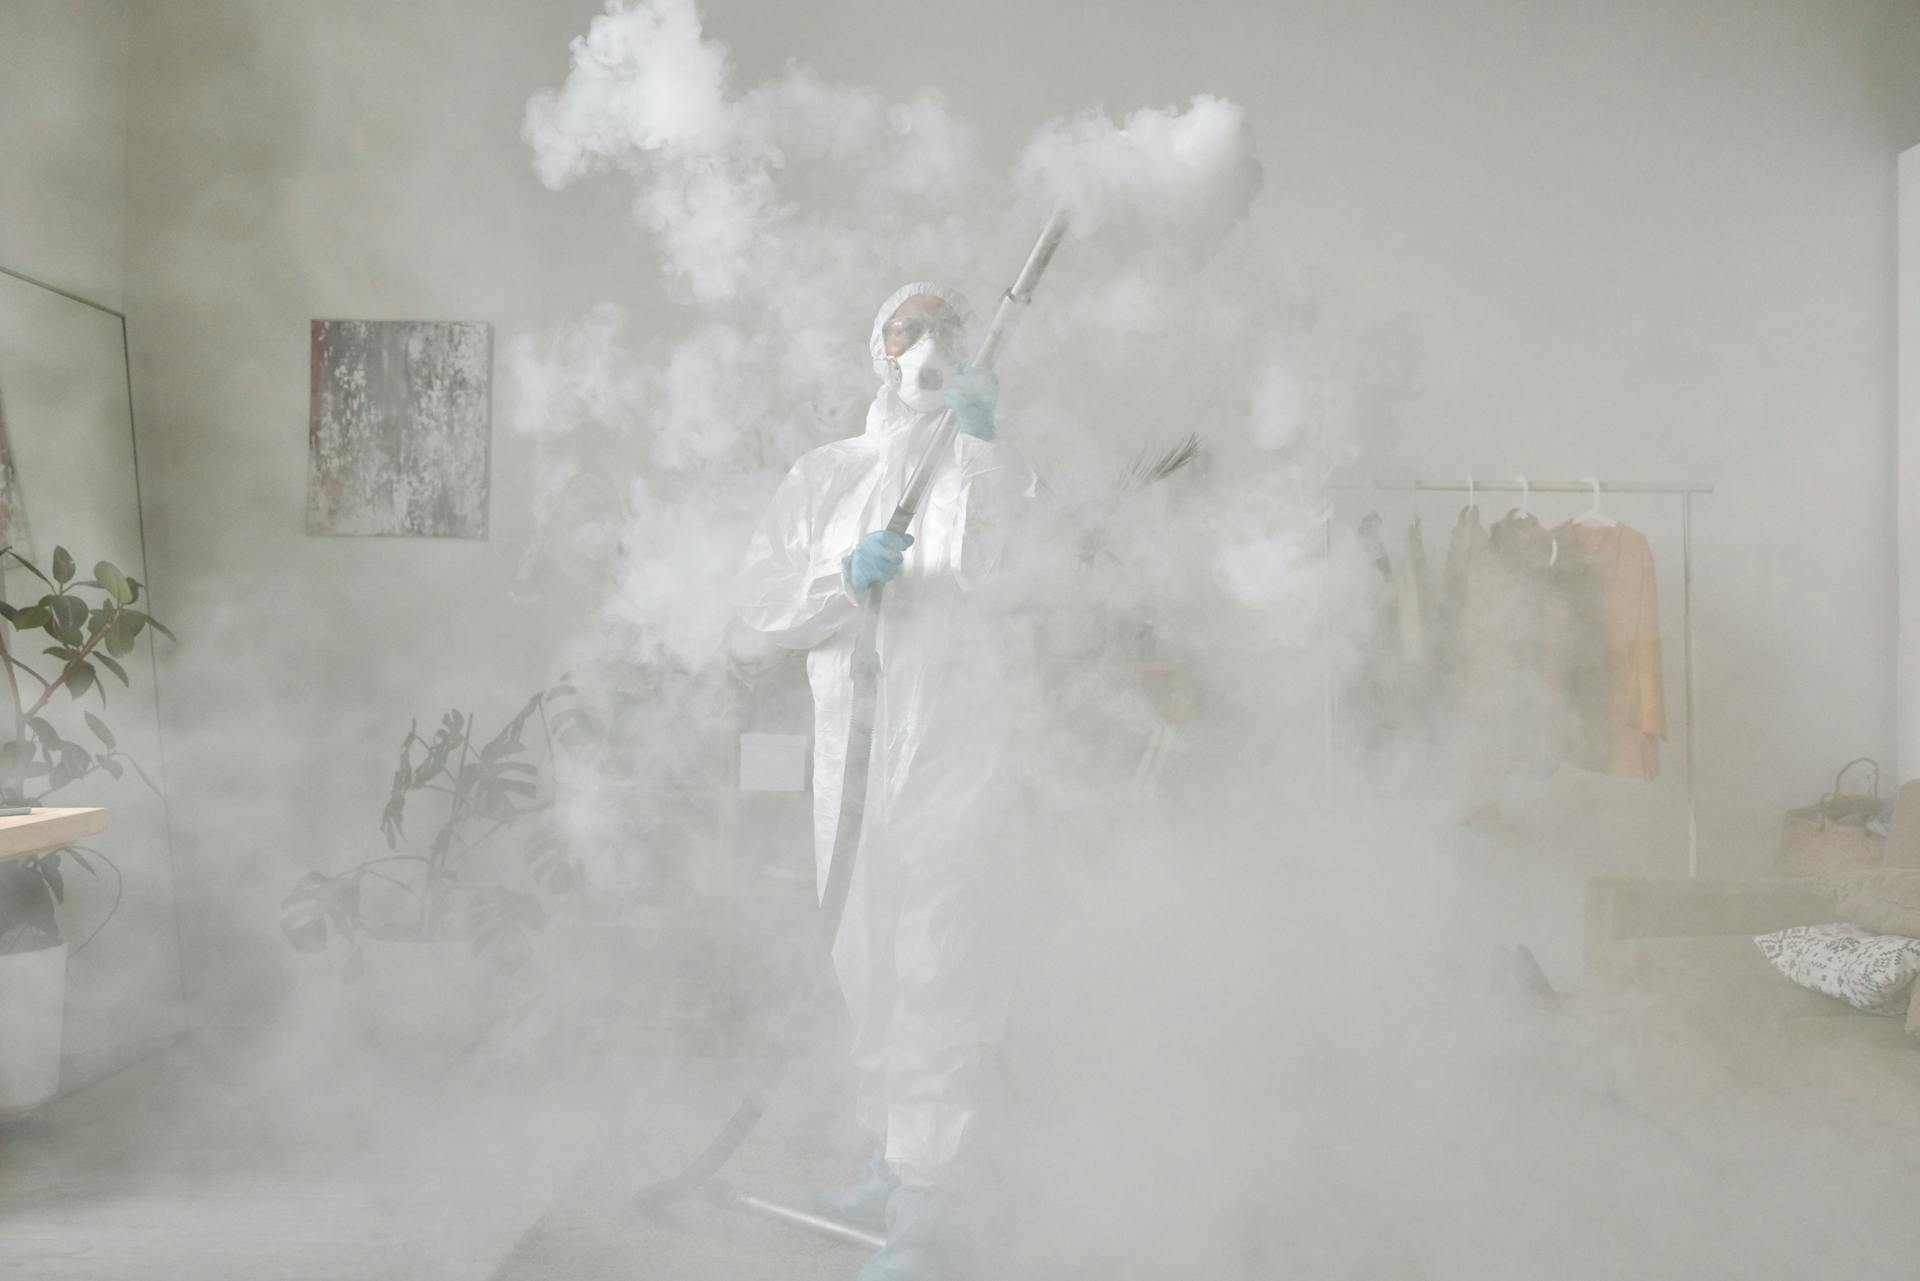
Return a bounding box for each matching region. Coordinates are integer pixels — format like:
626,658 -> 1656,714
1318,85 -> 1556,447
0,266 -> 185,1095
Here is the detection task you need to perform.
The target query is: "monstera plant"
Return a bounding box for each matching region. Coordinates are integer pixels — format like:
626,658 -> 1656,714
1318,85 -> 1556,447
0,544 -> 171,957
280,687 -> 586,982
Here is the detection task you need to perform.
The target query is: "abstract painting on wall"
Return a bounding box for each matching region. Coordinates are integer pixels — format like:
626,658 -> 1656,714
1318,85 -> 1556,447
308,320 -> 492,538
0,394 -> 33,561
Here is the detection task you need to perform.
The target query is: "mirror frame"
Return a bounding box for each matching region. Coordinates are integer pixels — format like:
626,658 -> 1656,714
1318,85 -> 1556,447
0,261 -> 184,1037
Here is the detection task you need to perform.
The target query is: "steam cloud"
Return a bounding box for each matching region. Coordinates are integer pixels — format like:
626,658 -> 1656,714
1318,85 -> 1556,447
1014,93 -> 1267,236
498,3 -> 1777,1278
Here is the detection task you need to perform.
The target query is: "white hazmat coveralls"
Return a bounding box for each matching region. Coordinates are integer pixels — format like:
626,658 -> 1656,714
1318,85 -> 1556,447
735,282 -> 1033,1187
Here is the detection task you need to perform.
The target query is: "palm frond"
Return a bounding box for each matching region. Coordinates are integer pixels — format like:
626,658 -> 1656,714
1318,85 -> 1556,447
1119,432 -> 1204,493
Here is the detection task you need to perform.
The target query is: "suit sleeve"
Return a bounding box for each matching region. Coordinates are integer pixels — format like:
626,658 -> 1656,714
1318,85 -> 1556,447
734,458 -> 862,650
950,436 -> 1038,591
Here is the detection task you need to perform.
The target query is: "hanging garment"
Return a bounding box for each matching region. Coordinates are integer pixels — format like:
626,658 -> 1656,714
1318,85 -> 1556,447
1477,510 -> 1562,775
1436,504 -> 1490,693
1547,520 -> 1666,779
1350,512 -> 1416,744
1358,512 -> 1395,592
1395,515 -> 1429,664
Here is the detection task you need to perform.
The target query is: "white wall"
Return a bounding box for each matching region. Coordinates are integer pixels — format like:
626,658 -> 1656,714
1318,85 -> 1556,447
119,0 -> 1920,1016
0,0 -> 129,308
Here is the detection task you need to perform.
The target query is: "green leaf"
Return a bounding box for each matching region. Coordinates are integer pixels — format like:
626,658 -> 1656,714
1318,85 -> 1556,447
96,755 -> 123,781
549,708 -> 603,747
51,547 -> 73,586
26,717 -> 62,760
66,662 -> 95,701
94,562 -> 132,606
282,870 -> 333,902
525,835 -> 577,895
40,856 -> 63,905
126,578 -> 142,604
84,713 -> 115,750
280,898 -> 331,953
9,605 -> 48,630
66,848 -> 96,876
0,741 -> 50,777
104,614 -> 137,658
47,596 -> 87,646
47,745 -> 90,793
122,610 -> 174,644
94,653 -> 129,686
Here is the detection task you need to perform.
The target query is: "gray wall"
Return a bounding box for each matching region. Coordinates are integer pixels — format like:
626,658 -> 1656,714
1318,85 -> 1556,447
0,0 -> 130,308
1,0 -> 191,1080
123,0 -> 646,1015
112,0 -> 1920,1016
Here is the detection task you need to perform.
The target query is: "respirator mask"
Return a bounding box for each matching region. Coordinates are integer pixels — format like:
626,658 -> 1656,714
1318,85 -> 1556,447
884,313 -> 965,414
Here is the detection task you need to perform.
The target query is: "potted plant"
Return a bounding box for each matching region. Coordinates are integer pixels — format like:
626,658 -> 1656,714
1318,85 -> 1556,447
0,544 -> 172,1113
280,687 -> 583,1052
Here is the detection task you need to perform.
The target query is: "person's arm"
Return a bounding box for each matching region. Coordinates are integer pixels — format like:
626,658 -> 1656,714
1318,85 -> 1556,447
734,459 -> 863,649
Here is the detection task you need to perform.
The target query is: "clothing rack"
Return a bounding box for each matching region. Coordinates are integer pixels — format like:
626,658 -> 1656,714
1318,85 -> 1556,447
1322,479 -> 1715,876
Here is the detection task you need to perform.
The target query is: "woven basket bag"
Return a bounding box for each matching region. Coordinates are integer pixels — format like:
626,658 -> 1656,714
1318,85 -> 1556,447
1779,757 -> 1887,877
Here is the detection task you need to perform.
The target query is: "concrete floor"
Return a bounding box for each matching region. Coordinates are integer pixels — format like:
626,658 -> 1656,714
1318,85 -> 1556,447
0,1032 -> 574,1279
0,1019 -> 881,1281
8,1005 -> 1920,1280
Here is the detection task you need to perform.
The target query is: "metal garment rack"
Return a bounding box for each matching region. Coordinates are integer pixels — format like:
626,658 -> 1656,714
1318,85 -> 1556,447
1322,479 -> 1715,876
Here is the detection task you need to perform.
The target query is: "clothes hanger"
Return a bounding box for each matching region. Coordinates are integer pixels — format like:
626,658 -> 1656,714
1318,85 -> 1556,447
1510,474 -> 1530,521
1506,474 -> 1558,564
1575,475 -> 1617,527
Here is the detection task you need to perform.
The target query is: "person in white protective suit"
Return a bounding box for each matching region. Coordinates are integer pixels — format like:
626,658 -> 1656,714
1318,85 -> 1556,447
735,282 -> 1034,1280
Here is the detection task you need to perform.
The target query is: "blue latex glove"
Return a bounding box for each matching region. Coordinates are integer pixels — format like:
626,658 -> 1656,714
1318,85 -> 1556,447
848,529 -> 913,591
944,365 -> 997,441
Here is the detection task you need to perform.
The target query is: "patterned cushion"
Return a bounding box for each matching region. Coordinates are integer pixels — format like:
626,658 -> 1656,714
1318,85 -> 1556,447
1753,924 -> 1920,1016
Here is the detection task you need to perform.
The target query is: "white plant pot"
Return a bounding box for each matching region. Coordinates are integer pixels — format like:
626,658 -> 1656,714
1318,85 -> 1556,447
0,941 -> 66,1115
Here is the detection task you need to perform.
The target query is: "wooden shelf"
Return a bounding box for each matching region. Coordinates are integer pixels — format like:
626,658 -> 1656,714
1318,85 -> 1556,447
0,808 -> 108,862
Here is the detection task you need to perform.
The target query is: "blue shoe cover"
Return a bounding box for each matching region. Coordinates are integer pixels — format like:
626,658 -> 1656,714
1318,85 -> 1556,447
805,1151 -> 896,1234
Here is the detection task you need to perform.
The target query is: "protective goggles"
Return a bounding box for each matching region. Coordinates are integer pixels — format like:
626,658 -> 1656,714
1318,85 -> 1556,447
881,313 -> 967,359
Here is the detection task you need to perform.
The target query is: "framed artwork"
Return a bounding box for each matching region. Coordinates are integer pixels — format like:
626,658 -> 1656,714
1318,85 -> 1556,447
307,320 -> 492,538
0,394 -> 32,560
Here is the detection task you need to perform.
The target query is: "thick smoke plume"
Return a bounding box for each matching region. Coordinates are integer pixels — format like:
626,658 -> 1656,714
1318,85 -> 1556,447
511,0 -> 1336,705
1014,93 -> 1266,237
498,3 -> 1738,1278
